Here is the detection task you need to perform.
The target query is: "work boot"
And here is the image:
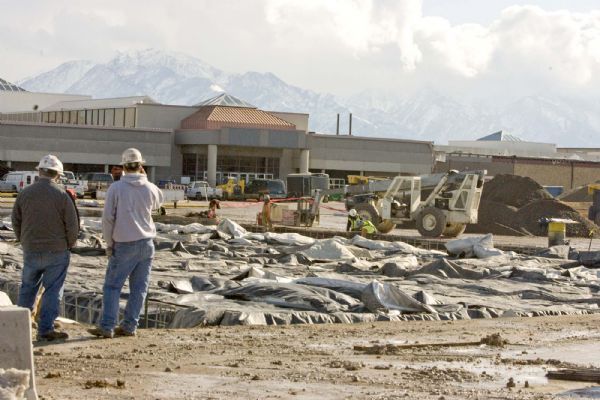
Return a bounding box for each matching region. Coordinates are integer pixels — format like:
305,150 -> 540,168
87,327 -> 114,339
38,330 -> 69,341
114,326 -> 136,337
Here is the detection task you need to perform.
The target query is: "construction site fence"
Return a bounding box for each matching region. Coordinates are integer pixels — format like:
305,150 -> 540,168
0,279 -> 186,329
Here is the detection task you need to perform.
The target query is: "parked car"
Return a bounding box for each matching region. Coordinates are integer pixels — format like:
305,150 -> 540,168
244,179 -> 286,201
186,181 -> 223,200
60,171 -> 86,198
80,172 -> 113,198
0,171 -> 39,193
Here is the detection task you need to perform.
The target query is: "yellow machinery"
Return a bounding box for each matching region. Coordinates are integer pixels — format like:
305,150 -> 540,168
347,175 -> 389,185
217,177 -> 245,200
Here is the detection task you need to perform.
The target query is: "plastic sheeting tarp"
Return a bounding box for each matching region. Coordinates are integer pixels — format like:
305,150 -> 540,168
218,281 -> 361,313
301,238 -> 356,261
446,234 -> 497,258
361,281 -> 436,313
264,232 -> 316,246
2,218 -> 600,329
217,219 -> 247,239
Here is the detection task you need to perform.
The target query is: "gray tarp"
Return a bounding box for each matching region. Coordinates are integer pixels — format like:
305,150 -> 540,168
1,219 -> 599,328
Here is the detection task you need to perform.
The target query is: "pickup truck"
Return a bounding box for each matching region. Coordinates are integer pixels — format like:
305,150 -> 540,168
61,171 -> 86,198
186,181 -> 222,200
80,172 -> 113,198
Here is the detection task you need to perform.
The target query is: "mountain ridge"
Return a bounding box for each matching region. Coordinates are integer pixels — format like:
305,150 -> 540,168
18,49 -> 600,146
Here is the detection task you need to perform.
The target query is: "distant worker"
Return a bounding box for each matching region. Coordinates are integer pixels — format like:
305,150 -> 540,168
89,148 -> 163,339
111,165 -> 123,181
12,155 -> 79,341
261,195 -> 273,231
346,208 -> 376,237
207,199 -> 220,219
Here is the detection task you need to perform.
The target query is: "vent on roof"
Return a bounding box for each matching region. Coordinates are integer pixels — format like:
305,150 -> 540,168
0,78 -> 26,92
194,93 -> 256,108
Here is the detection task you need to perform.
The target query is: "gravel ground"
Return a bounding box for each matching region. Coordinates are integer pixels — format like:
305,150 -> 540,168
33,314 -> 600,399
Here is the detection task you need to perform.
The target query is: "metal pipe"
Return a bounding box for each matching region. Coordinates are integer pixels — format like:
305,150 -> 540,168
349,113 -> 352,136
336,114 -> 340,135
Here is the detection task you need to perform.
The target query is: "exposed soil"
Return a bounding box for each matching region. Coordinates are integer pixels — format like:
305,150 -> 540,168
33,314 -> 600,399
468,175 -> 599,237
481,175 -> 553,208
559,185 -> 594,202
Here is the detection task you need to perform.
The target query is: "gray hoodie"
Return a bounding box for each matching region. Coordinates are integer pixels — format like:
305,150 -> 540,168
102,173 -> 163,248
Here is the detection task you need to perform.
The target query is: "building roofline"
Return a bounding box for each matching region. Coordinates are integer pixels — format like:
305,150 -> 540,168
267,110 -> 309,116
0,120 -> 172,134
309,132 -> 433,145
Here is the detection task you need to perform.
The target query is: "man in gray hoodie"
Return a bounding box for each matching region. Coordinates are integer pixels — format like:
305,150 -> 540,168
89,148 -> 163,338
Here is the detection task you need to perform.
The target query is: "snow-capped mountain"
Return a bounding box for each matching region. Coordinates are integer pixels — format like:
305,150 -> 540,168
18,49 -> 600,146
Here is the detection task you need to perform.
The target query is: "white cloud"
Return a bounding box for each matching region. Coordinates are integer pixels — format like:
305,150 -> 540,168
1,1 -> 599,103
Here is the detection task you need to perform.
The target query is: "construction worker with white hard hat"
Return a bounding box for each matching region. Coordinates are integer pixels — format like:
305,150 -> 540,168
346,208 -> 376,237
12,154 -> 79,341
89,148 -> 163,339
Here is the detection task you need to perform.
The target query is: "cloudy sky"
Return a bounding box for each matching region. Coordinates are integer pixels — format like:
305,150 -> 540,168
2,0 -> 599,102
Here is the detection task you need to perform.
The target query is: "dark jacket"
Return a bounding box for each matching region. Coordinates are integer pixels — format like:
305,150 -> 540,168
12,178 -> 79,252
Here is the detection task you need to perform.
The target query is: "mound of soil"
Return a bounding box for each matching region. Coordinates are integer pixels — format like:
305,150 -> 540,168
467,201 -> 520,236
469,175 -> 599,237
558,184 -> 596,202
482,175 -> 553,208
516,199 -> 596,237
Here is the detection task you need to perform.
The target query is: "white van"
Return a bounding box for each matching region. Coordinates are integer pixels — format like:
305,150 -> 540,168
0,171 -> 39,193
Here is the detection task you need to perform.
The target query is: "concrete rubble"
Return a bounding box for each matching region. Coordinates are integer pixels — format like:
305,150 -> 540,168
0,368 -> 30,400
0,216 -> 599,329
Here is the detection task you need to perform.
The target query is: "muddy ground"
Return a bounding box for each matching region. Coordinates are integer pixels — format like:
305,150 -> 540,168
34,314 -> 600,400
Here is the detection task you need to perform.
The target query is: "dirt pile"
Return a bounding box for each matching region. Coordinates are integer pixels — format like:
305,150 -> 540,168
468,174 -> 598,237
558,182 -> 599,202
481,174 -> 553,207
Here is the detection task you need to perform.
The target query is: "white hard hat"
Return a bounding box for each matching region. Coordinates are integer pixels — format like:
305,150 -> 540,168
36,155 -> 64,175
121,148 -> 145,165
349,209 -> 357,217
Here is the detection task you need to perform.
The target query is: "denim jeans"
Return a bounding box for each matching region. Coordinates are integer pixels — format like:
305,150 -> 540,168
100,238 -> 154,333
18,250 -> 70,335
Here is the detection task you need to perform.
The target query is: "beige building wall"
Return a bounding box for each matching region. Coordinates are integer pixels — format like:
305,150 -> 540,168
136,104 -> 199,129
573,164 -> 600,187
514,162 -> 573,188
269,112 -> 309,133
308,134 -> 433,176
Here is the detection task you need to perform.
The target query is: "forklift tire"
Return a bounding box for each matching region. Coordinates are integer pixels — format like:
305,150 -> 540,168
377,219 -> 396,234
442,223 -> 466,238
354,203 -> 381,224
416,207 -> 446,238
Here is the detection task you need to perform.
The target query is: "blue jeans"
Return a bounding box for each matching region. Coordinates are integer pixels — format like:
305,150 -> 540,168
100,239 -> 154,333
18,250 -> 70,335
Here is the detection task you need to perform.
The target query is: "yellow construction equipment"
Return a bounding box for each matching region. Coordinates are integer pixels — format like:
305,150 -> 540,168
217,177 -> 245,200
347,175 -> 389,185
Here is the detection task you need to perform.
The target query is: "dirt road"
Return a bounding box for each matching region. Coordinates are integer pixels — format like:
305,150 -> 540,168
34,314 -> 600,399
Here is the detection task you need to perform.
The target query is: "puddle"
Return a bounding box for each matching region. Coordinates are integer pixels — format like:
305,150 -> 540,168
503,341 -> 600,367
559,386 -> 600,398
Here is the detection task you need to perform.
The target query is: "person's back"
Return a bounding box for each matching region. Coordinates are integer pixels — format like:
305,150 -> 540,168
12,155 -> 79,341
102,174 -> 162,245
13,179 -> 78,252
91,148 -> 164,339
